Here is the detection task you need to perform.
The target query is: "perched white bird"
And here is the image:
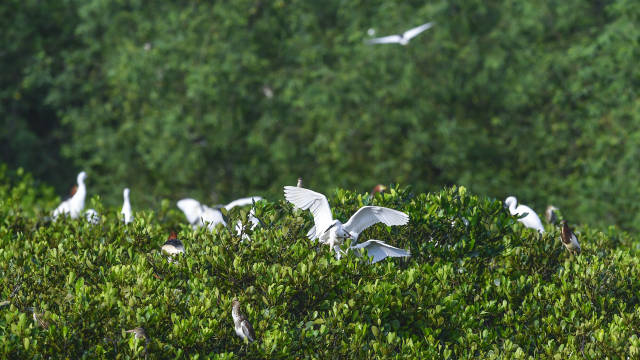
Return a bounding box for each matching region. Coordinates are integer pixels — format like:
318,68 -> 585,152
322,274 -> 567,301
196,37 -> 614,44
340,239 -> 411,263
560,220 -> 581,255
504,196 -> 545,234
177,197 -> 262,231
284,186 -> 409,254
53,171 -> 87,220
232,299 -> 256,343
121,188 -> 133,224
84,209 -> 100,224
366,22 -> 434,45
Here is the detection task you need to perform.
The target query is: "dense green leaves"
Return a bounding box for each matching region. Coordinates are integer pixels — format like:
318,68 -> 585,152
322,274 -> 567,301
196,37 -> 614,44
1,173 -> 639,358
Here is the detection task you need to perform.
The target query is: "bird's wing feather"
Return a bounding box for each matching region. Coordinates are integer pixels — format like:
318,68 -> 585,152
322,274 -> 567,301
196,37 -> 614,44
516,205 -> 545,233
284,186 -> 333,234
241,320 -> 256,342
403,22 -> 434,40
306,225 -> 318,240
224,196 -> 263,211
351,239 -> 411,263
366,35 -> 402,44
177,199 -> 204,225
201,206 -> 225,227
343,206 -> 409,237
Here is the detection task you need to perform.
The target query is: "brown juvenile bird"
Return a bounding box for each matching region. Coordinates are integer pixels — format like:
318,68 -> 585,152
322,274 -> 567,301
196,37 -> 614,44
232,298 -> 256,343
27,307 -> 50,328
125,327 -> 149,341
560,220 -> 581,255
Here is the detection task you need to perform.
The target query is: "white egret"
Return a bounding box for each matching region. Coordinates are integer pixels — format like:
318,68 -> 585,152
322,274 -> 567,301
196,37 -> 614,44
339,239 -> 411,264
121,188 -> 133,224
560,220 -> 581,255
366,22 -> 434,45
52,171 -> 87,220
232,299 -> 256,343
177,197 -> 262,231
504,196 -> 545,234
284,186 -> 409,254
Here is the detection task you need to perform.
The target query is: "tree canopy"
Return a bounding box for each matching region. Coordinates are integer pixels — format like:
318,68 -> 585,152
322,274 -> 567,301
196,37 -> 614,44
1,0 -> 639,231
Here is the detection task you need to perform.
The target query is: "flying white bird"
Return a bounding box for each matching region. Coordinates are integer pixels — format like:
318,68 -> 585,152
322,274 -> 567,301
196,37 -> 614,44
53,171 -> 87,220
284,186 -> 409,254
366,22 -> 434,46
177,197 -> 262,231
232,299 -> 256,343
339,239 -> 411,264
560,220 -> 581,255
504,196 -> 545,234
84,209 -> 100,224
121,188 -> 133,224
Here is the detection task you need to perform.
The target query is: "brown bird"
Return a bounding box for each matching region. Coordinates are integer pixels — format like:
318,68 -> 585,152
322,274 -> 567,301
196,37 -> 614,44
232,299 -> 256,343
370,184 -> 387,196
27,307 -> 50,328
161,232 -> 184,256
560,220 -> 581,255
297,177 -> 303,187
125,327 -> 149,341
545,205 -> 559,224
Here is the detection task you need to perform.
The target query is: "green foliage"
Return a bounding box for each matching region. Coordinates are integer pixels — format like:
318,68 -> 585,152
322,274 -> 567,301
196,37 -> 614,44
2,1 -> 640,233
1,174 -> 639,358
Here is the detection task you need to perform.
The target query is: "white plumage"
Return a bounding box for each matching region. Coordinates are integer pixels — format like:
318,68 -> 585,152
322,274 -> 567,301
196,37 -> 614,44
177,197 -> 262,231
284,186 -> 409,254
235,208 -> 260,241
366,22 -> 434,45
121,188 -> 133,224
84,208 -> 100,225
52,171 -> 87,220
347,239 -> 411,263
504,196 -> 545,234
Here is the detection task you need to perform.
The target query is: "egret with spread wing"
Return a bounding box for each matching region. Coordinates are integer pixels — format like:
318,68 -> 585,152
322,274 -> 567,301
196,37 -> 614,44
284,186 -> 409,254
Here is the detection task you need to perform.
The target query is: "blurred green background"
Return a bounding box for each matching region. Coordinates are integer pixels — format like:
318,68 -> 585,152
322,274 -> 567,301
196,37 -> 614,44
1,0 -> 639,231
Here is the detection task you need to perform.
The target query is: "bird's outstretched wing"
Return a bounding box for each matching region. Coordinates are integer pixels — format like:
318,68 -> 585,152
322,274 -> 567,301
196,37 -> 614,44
343,206 -> 409,238
177,199 -> 204,225
306,225 -> 318,240
224,196 -> 263,211
403,22 -> 434,40
350,239 -> 411,263
366,35 -> 402,44
201,206 -> 226,228
241,319 -> 256,342
284,186 -> 333,235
